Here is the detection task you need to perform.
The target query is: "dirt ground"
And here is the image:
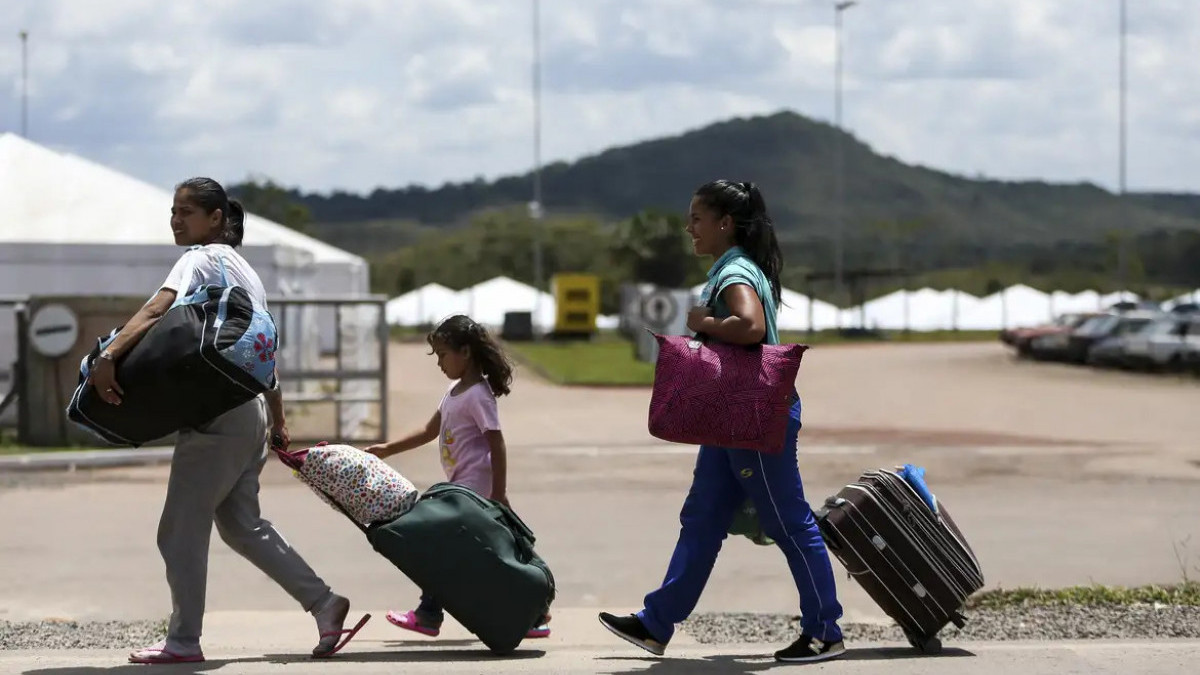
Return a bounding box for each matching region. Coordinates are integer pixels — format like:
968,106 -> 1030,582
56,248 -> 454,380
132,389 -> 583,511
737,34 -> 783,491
2,341 -> 1200,624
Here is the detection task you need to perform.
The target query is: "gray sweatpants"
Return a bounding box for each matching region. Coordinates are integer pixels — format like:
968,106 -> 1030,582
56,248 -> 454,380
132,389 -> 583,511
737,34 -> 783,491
157,396 -> 330,647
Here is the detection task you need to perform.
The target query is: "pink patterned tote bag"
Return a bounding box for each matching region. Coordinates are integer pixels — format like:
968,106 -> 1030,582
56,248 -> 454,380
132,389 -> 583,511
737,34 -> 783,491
647,334 -> 807,454
274,442 -> 419,526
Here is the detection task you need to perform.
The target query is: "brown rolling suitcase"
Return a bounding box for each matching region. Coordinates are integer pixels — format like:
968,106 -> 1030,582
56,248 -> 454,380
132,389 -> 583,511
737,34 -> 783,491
815,468 -> 984,653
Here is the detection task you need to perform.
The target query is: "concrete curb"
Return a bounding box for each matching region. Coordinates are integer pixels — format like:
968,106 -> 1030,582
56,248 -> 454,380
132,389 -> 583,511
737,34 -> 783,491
0,446 -> 173,472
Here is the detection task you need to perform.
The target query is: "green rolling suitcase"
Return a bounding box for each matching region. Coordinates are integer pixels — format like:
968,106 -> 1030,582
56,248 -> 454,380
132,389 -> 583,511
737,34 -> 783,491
366,482 -> 555,655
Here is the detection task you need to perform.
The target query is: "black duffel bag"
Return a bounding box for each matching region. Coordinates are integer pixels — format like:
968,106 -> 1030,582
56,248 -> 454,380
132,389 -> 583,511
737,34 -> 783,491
66,280 -> 278,447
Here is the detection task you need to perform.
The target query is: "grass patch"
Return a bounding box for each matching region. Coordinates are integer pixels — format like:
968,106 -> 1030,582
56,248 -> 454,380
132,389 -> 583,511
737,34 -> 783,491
967,583 -> 1200,608
506,335 -> 655,386
505,329 -> 998,387
390,324 -> 432,342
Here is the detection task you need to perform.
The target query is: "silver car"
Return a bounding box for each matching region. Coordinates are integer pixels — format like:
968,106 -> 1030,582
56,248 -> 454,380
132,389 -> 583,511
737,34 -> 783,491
1121,315 -> 1200,372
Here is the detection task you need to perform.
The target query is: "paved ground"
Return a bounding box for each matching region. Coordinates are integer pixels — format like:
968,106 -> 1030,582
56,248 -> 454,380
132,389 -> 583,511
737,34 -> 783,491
3,341 -> 1200,672
5,610 -> 1200,674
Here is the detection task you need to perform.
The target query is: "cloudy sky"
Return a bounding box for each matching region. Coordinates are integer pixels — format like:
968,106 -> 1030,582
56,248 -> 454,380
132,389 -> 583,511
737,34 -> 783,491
1,0 -> 1196,196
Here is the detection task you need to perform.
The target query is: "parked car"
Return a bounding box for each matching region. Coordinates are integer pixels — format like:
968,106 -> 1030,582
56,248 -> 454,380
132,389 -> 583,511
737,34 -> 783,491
1186,339 -> 1200,376
1120,315 -> 1200,372
1063,310 -> 1162,365
1002,313 -> 1096,358
1028,324 -> 1080,361
1085,333 -> 1130,368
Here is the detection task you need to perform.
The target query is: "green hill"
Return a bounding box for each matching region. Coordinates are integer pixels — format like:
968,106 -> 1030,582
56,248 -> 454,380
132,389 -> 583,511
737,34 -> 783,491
262,110 -> 1200,254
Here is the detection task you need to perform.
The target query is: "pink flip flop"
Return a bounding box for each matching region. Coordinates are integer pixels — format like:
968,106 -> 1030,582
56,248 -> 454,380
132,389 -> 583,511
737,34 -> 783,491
128,644 -> 205,665
386,609 -> 441,637
526,624 -> 551,639
312,613 -> 371,659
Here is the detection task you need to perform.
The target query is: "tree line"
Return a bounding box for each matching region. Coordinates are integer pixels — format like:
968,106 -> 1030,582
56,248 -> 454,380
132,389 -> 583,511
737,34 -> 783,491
367,207 -> 1200,314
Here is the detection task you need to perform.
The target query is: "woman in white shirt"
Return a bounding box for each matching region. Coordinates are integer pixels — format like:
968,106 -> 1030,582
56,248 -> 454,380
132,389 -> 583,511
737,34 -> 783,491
87,177 -> 367,664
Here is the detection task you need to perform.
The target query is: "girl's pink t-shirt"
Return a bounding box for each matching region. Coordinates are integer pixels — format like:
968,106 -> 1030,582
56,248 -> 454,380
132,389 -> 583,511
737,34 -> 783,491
437,380 -> 501,498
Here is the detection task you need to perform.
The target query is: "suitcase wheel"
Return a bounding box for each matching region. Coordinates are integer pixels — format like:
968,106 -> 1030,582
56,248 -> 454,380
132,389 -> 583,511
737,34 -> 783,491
905,631 -> 942,655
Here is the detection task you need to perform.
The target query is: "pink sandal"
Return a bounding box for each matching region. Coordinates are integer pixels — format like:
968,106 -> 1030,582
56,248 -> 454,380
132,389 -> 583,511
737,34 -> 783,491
527,612 -> 552,639
387,609 -> 441,637
312,613 -> 371,659
128,642 -> 205,665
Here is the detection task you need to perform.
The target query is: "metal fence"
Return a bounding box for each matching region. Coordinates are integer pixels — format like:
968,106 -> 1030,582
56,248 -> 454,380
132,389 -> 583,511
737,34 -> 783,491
1,294 -> 389,446
270,295 -> 389,446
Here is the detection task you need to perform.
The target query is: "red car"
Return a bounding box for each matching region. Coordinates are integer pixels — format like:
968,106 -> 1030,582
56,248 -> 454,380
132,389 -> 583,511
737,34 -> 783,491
1001,313 -> 1098,357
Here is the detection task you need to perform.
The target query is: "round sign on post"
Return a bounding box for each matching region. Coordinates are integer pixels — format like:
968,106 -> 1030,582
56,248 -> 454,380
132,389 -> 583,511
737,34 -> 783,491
640,290 -> 679,331
28,303 -> 80,359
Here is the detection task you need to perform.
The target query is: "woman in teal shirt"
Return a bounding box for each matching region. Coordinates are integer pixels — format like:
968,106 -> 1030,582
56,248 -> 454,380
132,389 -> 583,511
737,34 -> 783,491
600,180 -> 846,663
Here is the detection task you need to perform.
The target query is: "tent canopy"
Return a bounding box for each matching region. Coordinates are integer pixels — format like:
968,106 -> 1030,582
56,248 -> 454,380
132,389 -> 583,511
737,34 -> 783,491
0,133 -> 363,267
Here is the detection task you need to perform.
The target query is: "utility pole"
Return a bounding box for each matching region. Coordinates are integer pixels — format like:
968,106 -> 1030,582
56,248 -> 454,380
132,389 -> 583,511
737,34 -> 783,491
1116,0 -> 1129,298
833,2 -> 856,304
19,30 -> 28,137
530,0 -> 546,327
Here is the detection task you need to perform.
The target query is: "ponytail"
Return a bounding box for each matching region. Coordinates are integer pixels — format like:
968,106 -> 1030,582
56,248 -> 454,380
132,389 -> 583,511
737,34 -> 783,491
693,179 -> 784,305
222,199 -> 246,248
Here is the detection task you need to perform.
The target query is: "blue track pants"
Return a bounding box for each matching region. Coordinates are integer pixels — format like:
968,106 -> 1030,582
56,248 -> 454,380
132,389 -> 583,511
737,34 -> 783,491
636,411 -> 844,644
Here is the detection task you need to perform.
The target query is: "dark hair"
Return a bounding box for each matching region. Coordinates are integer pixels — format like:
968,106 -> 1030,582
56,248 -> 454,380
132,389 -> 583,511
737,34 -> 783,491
427,315 -> 514,397
175,176 -> 245,248
693,179 -> 783,305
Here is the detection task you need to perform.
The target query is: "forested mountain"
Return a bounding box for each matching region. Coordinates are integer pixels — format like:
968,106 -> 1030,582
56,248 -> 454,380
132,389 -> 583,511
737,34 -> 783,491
239,110 -> 1199,251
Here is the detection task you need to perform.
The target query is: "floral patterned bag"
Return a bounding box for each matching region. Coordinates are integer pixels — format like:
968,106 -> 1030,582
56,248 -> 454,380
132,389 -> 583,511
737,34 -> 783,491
275,442 -> 419,527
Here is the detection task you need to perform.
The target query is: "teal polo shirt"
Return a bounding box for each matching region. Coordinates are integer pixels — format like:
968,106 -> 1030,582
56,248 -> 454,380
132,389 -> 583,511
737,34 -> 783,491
698,246 -> 779,345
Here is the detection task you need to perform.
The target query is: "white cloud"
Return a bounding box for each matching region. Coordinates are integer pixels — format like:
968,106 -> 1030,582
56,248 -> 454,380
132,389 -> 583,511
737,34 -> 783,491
0,0 -> 1195,196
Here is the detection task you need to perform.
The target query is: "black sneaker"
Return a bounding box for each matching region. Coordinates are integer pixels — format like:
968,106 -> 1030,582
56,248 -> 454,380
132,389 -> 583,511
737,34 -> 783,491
774,634 -> 846,663
598,612 -> 667,656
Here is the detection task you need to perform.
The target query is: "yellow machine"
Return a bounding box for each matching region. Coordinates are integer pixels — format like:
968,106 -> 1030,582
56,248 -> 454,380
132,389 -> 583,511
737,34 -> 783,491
552,273 -> 600,335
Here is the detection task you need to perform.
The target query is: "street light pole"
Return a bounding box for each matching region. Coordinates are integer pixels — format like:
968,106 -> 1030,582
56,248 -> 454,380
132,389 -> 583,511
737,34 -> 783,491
833,1 -> 855,304
19,30 -> 28,138
1116,0 -> 1128,298
530,0 -> 546,328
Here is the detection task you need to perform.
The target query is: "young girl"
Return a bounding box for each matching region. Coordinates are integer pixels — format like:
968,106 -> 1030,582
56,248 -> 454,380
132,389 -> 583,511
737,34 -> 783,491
366,314 -> 551,639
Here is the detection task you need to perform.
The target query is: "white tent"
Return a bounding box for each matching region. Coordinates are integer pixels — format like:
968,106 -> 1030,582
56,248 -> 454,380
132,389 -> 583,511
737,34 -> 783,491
0,133 -> 371,407
858,288 -> 910,330
460,276 -> 556,331
1163,289 -> 1200,311
904,289 -> 981,331
690,282 -> 841,331
777,288 -> 841,332
957,284 -> 1053,330
392,277 -> 621,333
1098,290 -> 1140,307
841,287 -> 982,331
1049,290 -> 1104,314
0,134 -> 365,277
385,283 -> 470,326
